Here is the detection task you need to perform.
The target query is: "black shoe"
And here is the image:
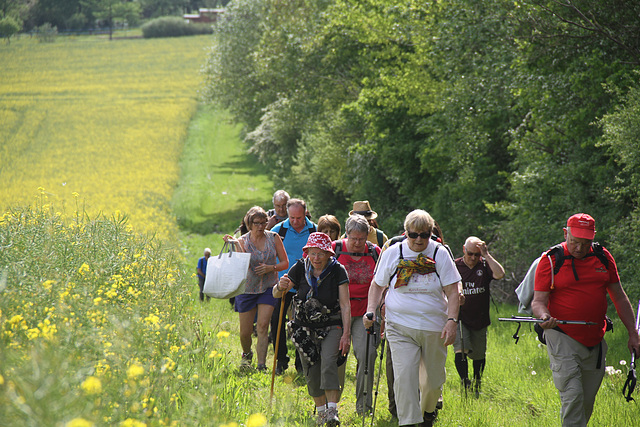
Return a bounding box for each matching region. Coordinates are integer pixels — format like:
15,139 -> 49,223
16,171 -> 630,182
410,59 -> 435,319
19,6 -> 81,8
474,379 -> 481,398
256,363 -> 267,372
421,411 -> 437,427
275,363 -> 288,375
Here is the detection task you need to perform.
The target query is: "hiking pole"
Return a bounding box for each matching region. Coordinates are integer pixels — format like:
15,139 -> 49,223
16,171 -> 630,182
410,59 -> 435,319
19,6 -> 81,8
270,293 -> 287,400
362,312 -> 374,427
370,329 -> 386,427
623,300 -> 640,402
498,316 -> 599,325
499,316 -> 598,344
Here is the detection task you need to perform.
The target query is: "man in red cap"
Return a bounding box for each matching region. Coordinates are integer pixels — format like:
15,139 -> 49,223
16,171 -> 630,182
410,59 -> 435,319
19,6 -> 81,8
532,213 -> 640,426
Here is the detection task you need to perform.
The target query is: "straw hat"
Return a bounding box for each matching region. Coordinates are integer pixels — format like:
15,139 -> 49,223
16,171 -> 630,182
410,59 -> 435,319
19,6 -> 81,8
349,200 -> 378,219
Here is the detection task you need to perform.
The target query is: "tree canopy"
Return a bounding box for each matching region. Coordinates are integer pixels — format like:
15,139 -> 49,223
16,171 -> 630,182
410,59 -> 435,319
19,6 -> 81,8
205,0 -> 640,300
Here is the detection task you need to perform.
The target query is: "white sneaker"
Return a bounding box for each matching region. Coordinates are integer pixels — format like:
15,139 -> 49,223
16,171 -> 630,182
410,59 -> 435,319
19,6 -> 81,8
325,407 -> 340,426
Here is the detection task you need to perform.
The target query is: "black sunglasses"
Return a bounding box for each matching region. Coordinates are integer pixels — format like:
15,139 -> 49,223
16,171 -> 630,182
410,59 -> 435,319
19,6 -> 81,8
407,232 -> 430,239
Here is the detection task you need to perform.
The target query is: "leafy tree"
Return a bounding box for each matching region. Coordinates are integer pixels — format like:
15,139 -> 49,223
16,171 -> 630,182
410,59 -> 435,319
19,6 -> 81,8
0,15 -> 21,43
82,0 -> 141,39
598,75 -> 640,299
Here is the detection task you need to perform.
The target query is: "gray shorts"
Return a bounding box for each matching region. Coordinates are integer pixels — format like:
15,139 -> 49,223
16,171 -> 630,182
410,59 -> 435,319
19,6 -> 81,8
453,323 -> 487,359
298,325 -> 342,397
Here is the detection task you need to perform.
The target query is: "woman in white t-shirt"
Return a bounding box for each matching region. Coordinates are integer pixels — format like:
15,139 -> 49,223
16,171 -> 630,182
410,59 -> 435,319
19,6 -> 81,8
363,209 -> 461,427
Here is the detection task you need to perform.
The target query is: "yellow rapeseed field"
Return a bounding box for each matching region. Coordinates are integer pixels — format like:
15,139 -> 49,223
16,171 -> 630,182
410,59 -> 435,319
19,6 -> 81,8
0,36 -> 212,239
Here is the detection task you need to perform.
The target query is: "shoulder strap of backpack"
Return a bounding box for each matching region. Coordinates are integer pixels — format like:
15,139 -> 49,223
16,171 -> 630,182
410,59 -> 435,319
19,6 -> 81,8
334,240 -> 379,263
277,224 -> 288,240
546,244 -> 565,275
591,242 -> 609,269
334,240 -> 343,257
376,229 -> 384,247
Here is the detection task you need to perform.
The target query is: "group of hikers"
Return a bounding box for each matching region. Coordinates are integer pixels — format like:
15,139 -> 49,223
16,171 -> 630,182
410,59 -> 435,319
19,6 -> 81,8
196,190 -> 640,427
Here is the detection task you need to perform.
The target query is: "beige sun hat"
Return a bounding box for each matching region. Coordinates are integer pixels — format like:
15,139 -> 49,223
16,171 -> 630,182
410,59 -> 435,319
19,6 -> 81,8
348,200 -> 378,219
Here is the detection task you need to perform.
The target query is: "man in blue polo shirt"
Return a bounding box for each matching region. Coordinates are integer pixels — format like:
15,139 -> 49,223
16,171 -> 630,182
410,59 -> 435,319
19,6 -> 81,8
270,198 -> 317,375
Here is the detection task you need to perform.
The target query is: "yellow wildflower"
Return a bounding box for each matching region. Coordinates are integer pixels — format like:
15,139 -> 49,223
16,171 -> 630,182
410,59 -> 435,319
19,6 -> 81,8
246,413 -> 267,427
127,363 -> 145,379
208,350 -> 221,359
144,314 -> 160,325
120,419 -> 146,427
161,357 -> 176,373
216,331 -> 230,341
42,280 -> 55,290
78,263 -> 90,275
0,374 -> 4,385
81,376 -> 102,395
66,418 -> 94,427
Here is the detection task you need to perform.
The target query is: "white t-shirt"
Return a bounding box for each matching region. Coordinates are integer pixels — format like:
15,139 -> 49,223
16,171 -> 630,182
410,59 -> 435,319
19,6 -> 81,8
374,239 -> 461,331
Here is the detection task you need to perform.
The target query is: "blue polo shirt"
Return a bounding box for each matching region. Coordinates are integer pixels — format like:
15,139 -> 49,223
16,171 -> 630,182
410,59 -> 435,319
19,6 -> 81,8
271,217 -> 317,279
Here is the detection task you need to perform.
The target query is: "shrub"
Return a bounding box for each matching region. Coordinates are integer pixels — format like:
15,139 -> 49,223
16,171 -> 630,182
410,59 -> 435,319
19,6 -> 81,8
35,23 -> 57,42
141,16 -> 213,38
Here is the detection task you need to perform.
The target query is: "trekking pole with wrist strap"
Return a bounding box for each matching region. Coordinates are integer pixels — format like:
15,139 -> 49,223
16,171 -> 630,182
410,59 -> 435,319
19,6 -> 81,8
499,316 -> 598,344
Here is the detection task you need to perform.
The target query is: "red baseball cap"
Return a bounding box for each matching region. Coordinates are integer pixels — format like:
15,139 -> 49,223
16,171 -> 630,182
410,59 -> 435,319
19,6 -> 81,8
566,213 -> 596,240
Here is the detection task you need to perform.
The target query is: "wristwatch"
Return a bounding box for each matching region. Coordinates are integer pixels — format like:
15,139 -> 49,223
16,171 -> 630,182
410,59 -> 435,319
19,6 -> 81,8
447,317 -> 458,323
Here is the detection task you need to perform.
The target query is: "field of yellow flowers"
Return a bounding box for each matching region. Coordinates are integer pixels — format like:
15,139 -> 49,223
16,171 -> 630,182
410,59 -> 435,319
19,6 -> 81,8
0,35 -> 211,240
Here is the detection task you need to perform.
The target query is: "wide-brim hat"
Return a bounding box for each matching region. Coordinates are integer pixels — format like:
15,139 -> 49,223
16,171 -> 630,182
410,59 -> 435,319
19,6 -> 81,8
303,232 -> 335,256
349,200 -> 378,219
567,213 -> 596,240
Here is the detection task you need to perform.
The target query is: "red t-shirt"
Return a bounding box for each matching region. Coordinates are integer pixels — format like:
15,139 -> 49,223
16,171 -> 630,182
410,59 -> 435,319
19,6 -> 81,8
534,242 -> 620,347
333,239 -> 381,317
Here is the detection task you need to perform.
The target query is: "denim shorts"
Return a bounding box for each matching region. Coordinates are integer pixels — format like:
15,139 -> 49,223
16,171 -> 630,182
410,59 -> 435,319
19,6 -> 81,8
234,287 -> 277,313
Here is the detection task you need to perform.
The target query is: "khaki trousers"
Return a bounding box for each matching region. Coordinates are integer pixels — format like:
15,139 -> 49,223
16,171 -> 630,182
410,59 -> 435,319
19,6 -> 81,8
544,328 -> 606,427
386,321 -> 447,426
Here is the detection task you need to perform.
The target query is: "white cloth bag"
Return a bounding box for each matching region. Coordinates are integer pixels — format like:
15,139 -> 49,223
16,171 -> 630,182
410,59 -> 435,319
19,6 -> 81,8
203,242 -> 251,299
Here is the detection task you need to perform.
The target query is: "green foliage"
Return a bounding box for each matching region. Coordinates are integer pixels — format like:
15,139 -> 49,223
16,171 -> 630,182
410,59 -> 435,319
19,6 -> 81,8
203,0 -> 640,293
141,16 -> 213,38
35,22 -> 57,42
0,16 -> 20,42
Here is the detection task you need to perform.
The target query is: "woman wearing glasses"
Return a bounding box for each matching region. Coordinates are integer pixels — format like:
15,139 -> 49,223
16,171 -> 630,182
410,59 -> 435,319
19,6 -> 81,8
224,206 -> 289,371
333,214 -> 382,415
363,209 -> 461,427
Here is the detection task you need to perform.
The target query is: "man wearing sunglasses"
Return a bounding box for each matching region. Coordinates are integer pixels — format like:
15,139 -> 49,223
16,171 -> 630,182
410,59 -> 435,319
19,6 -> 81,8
453,236 -> 505,397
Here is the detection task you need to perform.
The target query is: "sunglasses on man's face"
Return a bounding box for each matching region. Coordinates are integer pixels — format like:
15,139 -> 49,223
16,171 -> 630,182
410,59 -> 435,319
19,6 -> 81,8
407,231 -> 430,239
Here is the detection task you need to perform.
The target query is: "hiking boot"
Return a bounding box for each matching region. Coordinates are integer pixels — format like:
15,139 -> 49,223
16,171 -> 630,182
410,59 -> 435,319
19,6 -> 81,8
474,379 -> 481,398
315,410 -> 327,426
461,378 -> 472,397
240,351 -> 253,369
421,411 -> 437,427
324,407 -> 340,426
256,363 -> 267,372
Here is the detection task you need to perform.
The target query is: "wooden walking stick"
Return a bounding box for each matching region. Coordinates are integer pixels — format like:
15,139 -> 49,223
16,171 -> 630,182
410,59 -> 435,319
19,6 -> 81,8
270,294 -> 287,400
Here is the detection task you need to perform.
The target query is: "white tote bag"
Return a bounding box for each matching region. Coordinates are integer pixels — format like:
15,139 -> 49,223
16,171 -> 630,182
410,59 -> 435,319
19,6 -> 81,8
203,242 -> 251,299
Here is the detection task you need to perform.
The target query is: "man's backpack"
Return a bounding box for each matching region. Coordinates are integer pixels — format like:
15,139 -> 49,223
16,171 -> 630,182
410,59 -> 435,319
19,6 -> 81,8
334,240 -> 379,264
516,242 -> 609,315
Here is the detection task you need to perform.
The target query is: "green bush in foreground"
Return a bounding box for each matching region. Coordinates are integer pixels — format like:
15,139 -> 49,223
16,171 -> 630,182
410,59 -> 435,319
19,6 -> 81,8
141,17 -> 213,39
